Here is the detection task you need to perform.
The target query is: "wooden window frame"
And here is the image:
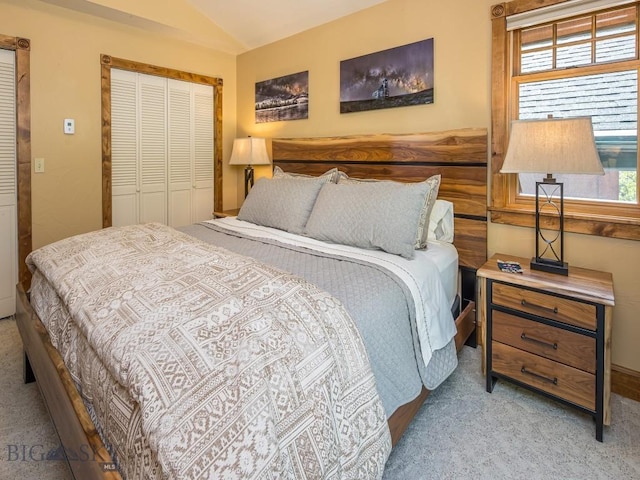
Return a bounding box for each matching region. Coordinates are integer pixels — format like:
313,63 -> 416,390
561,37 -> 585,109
490,0 -> 640,241
100,55 -> 223,228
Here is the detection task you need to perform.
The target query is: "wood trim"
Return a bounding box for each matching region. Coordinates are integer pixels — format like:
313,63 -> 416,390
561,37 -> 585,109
100,55 -> 223,87
490,0 -> 640,241
100,55 -> 223,228
502,0 -> 570,17
490,207 -> 640,239
272,129 -> 489,270
16,40 -> 31,290
490,5 -> 508,211
101,62 -> 112,228
0,34 -> 32,291
612,364 -> 640,402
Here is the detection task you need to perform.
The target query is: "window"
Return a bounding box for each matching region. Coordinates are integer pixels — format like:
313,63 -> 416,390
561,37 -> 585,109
516,6 -> 638,204
491,0 -> 640,240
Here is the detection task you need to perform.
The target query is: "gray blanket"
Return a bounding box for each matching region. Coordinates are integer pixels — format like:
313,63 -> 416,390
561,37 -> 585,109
180,222 -> 457,416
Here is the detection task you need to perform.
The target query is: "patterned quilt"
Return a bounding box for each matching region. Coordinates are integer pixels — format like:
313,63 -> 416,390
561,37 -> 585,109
26,223 -> 391,479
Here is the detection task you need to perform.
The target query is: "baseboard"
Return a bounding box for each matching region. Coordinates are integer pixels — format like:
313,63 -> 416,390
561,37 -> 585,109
612,364 -> 640,403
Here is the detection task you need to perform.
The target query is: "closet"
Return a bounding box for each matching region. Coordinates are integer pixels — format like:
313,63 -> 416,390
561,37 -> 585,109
110,68 -> 214,228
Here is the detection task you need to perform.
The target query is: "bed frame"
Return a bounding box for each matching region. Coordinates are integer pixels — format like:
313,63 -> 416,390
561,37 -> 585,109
16,128 -> 487,479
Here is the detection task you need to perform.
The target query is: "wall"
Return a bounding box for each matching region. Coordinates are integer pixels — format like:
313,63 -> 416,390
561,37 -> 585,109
236,0 -> 640,371
236,0 -> 495,206
0,0 -> 239,248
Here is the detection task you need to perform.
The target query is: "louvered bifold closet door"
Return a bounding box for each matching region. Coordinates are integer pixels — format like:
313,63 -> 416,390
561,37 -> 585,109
192,83 -> 214,224
139,74 -> 167,224
111,70 -> 213,228
111,69 -> 139,226
167,79 -> 214,228
0,49 -> 17,318
167,79 -> 192,227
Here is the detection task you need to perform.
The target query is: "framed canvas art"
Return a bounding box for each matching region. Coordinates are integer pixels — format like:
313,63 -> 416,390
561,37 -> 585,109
340,38 -> 434,113
255,71 -> 309,123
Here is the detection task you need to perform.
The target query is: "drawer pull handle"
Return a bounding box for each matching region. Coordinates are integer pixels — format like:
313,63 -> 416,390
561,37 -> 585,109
521,299 -> 558,314
520,333 -> 558,350
521,366 -> 558,385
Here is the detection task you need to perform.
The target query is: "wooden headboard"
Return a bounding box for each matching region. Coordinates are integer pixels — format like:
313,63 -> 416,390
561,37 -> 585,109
272,128 -> 488,273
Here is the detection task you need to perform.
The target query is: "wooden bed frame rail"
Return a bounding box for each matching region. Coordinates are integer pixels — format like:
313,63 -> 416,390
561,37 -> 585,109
16,285 -> 122,480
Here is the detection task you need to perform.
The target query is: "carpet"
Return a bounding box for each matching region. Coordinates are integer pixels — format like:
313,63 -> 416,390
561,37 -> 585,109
1,317 -> 638,479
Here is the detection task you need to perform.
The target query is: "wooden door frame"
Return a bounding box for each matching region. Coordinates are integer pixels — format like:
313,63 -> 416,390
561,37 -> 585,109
0,35 -> 31,291
100,55 -> 223,227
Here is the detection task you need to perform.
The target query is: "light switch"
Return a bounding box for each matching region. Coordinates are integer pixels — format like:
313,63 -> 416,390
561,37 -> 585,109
35,157 -> 45,173
64,118 -> 75,134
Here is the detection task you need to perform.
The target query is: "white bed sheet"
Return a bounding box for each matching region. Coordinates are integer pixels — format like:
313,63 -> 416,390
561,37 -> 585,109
421,240 -> 459,308
204,217 -> 458,367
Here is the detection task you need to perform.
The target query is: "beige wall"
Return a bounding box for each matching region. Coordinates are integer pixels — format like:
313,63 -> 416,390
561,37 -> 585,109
237,0 -> 640,371
0,0 -> 239,248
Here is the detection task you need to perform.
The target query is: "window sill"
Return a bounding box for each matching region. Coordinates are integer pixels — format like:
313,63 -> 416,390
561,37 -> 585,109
489,205 -> 640,241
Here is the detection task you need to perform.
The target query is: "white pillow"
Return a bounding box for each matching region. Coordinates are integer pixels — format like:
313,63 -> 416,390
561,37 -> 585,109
427,199 -> 454,243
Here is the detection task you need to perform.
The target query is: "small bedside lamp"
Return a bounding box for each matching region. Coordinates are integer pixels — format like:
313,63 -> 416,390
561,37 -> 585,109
500,116 -> 604,275
229,137 -> 271,197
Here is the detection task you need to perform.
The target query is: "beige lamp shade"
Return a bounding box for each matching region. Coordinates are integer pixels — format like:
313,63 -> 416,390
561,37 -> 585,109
228,137 -> 271,166
500,117 -> 605,175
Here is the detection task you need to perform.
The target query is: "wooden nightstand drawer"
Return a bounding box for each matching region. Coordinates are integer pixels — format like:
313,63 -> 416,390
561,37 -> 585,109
492,282 -> 596,330
492,311 -> 595,373
492,342 -> 595,410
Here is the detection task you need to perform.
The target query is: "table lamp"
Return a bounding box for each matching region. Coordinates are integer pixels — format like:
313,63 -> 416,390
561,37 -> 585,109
229,137 -> 271,197
500,116 -> 604,275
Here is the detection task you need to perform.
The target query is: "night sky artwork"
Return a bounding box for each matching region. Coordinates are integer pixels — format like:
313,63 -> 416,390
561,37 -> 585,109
340,38 -> 434,113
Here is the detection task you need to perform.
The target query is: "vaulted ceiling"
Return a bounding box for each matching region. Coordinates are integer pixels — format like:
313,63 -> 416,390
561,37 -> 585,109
38,0 -> 389,54
186,0 -> 389,51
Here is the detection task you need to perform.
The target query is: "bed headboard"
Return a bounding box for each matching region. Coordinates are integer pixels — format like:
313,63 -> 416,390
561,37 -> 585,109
272,128 -> 488,272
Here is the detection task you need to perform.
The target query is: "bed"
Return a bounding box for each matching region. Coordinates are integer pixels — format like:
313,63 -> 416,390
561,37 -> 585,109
15,129 -> 488,479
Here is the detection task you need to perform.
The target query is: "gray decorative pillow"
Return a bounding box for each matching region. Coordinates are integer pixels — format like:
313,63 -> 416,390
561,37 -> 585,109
238,176 -> 330,234
305,181 -> 433,259
273,165 -> 340,183
337,173 -> 441,249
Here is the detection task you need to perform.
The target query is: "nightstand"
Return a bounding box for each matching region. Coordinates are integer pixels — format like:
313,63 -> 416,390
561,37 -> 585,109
212,208 -> 240,218
477,254 -> 614,441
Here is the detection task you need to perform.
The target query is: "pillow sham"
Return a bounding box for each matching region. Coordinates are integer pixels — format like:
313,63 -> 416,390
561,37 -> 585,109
427,199 -> 455,243
273,165 -> 340,183
304,181 -> 433,259
337,173 -> 441,249
237,175 -> 330,234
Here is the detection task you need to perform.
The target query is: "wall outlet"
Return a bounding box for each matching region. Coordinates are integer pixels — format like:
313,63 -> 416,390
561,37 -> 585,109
35,157 -> 45,173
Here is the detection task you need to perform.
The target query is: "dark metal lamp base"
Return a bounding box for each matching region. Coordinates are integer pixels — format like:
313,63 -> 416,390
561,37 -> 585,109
530,257 -> 568,276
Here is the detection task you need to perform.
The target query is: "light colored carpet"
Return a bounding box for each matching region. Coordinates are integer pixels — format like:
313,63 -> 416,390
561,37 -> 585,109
1,316 -> 639,479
